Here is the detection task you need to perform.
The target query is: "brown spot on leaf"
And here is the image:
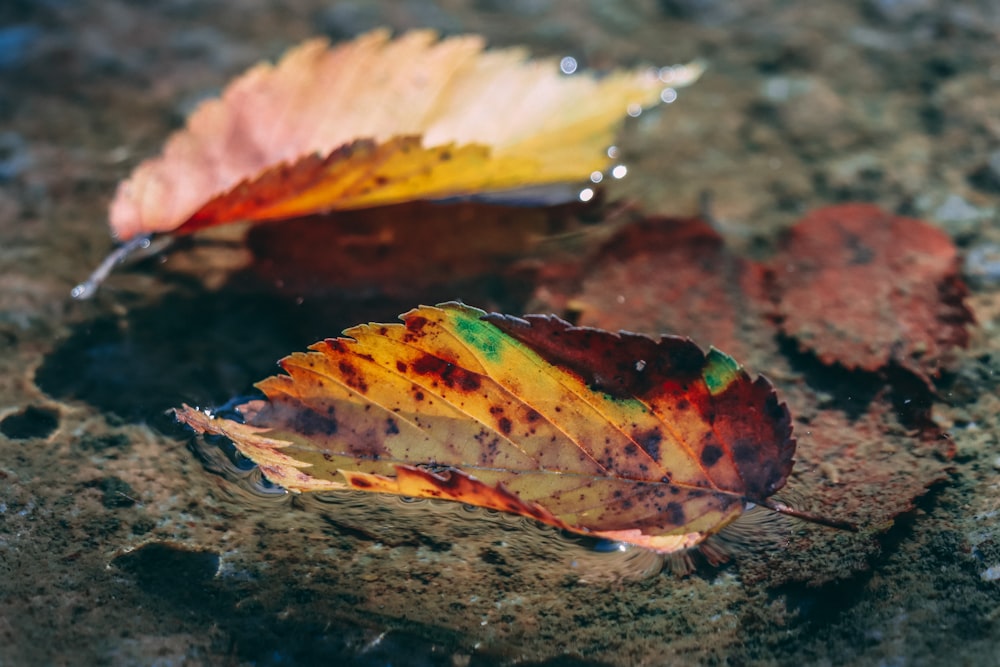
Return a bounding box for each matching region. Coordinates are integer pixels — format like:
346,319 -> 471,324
294,407 -> 339,437
665,502 -> 685,527
407,315 -> 428,332
412,354 -> 450,376
731,439 -> 758,464
634,428 -> 662,461
411,354 -> 482,391
337,360 -> 368,393
700,444 -> 723,467
326,339 -> 348,353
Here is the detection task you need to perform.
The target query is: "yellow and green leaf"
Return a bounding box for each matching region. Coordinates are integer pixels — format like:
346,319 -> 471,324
176,302 -> 800,553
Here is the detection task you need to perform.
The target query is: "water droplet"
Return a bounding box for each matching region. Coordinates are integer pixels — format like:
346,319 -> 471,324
591,538 -> 627,553
660,87 -> 678,104
559,56 -> 578,75
611,164 -> 628,179
589,171 -> 603,184
579,188 -> 595,203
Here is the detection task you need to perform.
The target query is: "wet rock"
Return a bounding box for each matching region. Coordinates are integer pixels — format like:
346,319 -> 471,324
475,0 -> 552,17
98,476 -> 137,508
823,151 -> 884,198
968,150 -> 1000,194
0,24 -> 41,69
0,131 -> 31,182
759,75 -> 814,103
112,542 -> 220,600
849,25 -> 911,52
930,194 -> 992,239
756,76 -> 856,157
657,0 -> 747,25
34,291 -> 322,429
972,538 -> 1000,582
131,516 -> 156,535
587,0 -> 645,33
0,405 -> 58,439
866,0 -> 933,25
964,243 -> 1000,288
945,2 -> 1000,34
4,1 -> 1000,665
167,26 -> 257,71
315,3 -> 383,39
77,432 -> 131,452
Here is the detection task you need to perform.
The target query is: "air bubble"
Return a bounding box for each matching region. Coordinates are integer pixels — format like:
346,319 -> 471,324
607,145 -> 620,159
579,188 -> 595,203
626,103 -> 642,118
611,165 -> 627,179
589,171 -> 603,184
559,56 -> 578,75
660,88 -> 678,104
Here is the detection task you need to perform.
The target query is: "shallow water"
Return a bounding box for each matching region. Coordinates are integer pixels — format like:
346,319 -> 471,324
2,1 -> 1000,665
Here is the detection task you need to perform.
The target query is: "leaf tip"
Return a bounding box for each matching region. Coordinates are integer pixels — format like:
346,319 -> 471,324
702,347 -> 743,395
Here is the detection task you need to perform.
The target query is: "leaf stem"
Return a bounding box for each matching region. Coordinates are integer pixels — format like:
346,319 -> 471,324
71,234 -> 153,299
759,498 -> 858,532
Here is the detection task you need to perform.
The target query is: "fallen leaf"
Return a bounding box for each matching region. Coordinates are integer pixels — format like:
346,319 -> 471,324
530,215 -> 775,367
175,302 -> 828,556
109,29 -> 700,242
518,206 -> 962,583
141,198 -> 605,313
768,203 -> 973,382
233,199 -> 596,297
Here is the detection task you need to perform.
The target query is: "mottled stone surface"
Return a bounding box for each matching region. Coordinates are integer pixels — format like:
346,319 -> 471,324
1,1 -> 999,665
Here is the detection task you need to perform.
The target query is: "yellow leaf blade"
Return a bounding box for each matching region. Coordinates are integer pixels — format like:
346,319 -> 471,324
175,303 -> 799,554
109,30 -> 700,240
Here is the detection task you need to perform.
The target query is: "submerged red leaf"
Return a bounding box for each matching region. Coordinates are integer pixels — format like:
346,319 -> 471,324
768,203 -> 973,380
238,199 -> 594,297
520,205 -> 968,583
531,215 -> 774,366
